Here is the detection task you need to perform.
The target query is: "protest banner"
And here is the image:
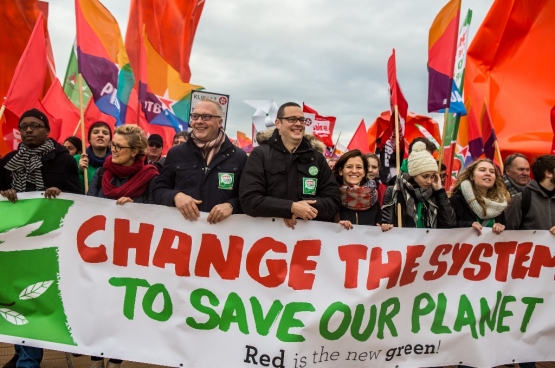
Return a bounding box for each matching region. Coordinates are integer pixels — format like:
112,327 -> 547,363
191,90 -> 230,129
1,193 -> 554,368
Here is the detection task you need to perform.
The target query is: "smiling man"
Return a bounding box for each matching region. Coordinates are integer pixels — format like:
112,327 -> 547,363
152,99 -> 247,223
0,108 -> 81,368
239,102 -> 340,229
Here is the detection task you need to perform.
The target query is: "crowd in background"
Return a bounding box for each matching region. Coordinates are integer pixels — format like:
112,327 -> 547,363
1,103 -> 553,368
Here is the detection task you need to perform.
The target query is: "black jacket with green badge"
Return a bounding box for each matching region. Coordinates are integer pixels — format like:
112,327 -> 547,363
239,128 -> 340,221
152,136 -> 247,213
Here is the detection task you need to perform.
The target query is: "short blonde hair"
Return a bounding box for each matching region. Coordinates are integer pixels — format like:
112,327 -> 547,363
113,125 -> 148,156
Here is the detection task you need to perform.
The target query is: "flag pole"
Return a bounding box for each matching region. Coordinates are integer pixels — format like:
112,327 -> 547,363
494,140 -> 503,173
394,104 -> 402,227
438,108 -> 449,171
78,73 -> 88,194
333,131 -> 342,156
0,105 -> 5,125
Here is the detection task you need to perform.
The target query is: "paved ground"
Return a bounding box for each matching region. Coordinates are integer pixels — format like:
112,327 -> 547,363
1,343 -> 554,368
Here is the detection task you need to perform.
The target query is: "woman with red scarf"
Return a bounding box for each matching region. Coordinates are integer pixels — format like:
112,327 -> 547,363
332,149 -> 381,229
88,125 -> 158,205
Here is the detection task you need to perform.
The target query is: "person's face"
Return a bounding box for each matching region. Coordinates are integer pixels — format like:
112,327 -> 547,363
147,140 -> 163,158
19,117 -> 48,148
472,161 -> 496,191
413,171 -> 437,190
110,133 -> 137,167
367,157 -> 379,180
276,106 -> 305,146
340,156 -> 366,186
190,101 -> 223,142
440,170 -> 447,186
506,157 -> 531,186
173,136 -> 187,146
89,125 -> 110,149
64,141 -> 78,156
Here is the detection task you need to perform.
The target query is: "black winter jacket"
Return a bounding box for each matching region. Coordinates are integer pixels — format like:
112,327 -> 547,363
239,129 -> 340,221
449,191 -> 505,227
381,185 -> 456,228
152,136 -> 247,213
339,205 -> 381,226
0,139 -> 82,194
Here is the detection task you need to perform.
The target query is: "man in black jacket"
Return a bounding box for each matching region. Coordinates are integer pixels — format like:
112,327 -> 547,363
0,109 -> 81,368
239,102 -> 340,229
152,99 -> 247,223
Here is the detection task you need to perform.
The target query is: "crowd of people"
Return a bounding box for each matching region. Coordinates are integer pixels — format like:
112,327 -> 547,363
0,101 -> 553,368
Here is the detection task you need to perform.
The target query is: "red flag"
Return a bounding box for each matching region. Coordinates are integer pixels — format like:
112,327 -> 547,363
550,106 -> 555,154
4,12 -> 46,117
367,121 -> 377,153
125,0 -> 205,84
347,120 -> 370,153
385,49 -> 409,150
302,103 -> 335,147
42,80 -> 80,143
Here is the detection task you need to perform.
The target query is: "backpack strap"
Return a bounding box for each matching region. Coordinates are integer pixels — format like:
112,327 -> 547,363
96,167 -> 105,189
520,186 -> 532,226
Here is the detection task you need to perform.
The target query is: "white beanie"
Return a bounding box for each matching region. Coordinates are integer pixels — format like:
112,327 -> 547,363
408,141 -> 438,177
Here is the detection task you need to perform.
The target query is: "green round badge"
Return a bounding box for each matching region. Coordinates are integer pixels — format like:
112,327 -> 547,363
309,166 -> 318,176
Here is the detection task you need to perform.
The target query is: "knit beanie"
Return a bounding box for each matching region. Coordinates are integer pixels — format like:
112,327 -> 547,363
19,109 -> 49,130
408,141 -> 438,177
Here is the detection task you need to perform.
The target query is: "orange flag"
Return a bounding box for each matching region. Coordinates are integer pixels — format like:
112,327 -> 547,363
464,0 -> 555,160
347,120 -> 370,153
125,0 -> 206,83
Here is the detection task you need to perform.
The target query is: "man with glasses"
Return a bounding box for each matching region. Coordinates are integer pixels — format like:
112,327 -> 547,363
0,109 -> 81,368
239,102 -> 340,229
153,99 -> 247,224
145,133 -> 165,171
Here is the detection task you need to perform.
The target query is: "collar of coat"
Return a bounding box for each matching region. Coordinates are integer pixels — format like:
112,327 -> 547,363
255,128 -> 325,154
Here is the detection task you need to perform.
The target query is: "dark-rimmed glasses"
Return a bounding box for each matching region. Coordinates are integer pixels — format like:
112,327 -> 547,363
18,123 -> 46,131
279,116 -> 306,124
190,113 -> 221,121
109,141 -> 132,152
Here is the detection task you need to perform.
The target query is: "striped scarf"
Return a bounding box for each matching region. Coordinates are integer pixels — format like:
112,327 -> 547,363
5,139 -> 55,192
191,128 -> 226,165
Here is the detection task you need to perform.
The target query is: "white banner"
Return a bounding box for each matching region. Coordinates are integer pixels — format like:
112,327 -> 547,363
1,193 -> 554,368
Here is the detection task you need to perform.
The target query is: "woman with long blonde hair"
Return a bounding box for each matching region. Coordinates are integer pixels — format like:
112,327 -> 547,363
449,159 -> 510,235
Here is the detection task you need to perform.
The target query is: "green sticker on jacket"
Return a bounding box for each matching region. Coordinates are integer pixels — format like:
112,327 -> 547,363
309,166 -> 318,176
302,177 -> 317,195
218,173 -> 234,190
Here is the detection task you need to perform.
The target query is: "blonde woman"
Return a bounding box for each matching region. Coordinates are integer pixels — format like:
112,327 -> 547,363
449,159 -> 510,235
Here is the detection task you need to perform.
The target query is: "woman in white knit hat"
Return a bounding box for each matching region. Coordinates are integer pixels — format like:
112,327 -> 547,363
449,158 -> 510,235
381,141 -> 456,230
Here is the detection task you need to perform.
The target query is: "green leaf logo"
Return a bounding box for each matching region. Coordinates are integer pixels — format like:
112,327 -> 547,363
0,309 -> 28,326
19,281 -> 54,300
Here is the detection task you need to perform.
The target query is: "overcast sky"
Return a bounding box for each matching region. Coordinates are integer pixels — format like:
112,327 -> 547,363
47,0 -> 494,145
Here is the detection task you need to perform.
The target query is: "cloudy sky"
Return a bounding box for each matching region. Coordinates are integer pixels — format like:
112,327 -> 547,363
47,0 -> 494,144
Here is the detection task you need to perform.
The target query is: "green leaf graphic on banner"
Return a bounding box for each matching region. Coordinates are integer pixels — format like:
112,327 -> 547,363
0,248 -> 76,345
0,199 -> 74,243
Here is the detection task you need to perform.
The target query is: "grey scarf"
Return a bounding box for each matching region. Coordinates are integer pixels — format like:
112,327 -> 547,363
503,174 -> 525,197
5,139 -> 55,192
392,173 -> 438,227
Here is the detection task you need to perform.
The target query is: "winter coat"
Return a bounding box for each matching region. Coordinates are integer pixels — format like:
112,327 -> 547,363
381,185 -> 456,228
505,180 -> 555,230
0,139 -> 82,194
239,128 -> 340,221
339,204 -> 381,226
152,136 -> 247,213
449,191 -> 505,227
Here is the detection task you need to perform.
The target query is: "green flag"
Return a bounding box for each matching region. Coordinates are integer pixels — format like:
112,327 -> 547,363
63,44 -> 92,109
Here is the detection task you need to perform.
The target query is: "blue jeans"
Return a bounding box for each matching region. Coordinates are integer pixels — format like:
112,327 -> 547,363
14,345 -> 43,368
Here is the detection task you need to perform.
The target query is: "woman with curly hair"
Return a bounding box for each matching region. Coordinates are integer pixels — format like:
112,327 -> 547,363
332,149 -> 381,229
449,159 -> 510,235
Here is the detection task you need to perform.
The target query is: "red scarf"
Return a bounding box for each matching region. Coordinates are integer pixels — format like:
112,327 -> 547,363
102,156 -> 158,199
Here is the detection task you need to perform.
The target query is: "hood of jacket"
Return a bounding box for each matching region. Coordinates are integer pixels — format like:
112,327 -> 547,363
255,128 -> 326,153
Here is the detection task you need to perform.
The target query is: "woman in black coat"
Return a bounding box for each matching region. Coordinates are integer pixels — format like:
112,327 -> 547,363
449,159 -> 510,235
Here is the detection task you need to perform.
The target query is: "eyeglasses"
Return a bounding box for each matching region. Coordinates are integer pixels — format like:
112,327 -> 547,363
148,142 -> 162,149
109,141 -> 132,152
190,113 -> 221,121
279,116 -> 306,124
18,123 -> 46,131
